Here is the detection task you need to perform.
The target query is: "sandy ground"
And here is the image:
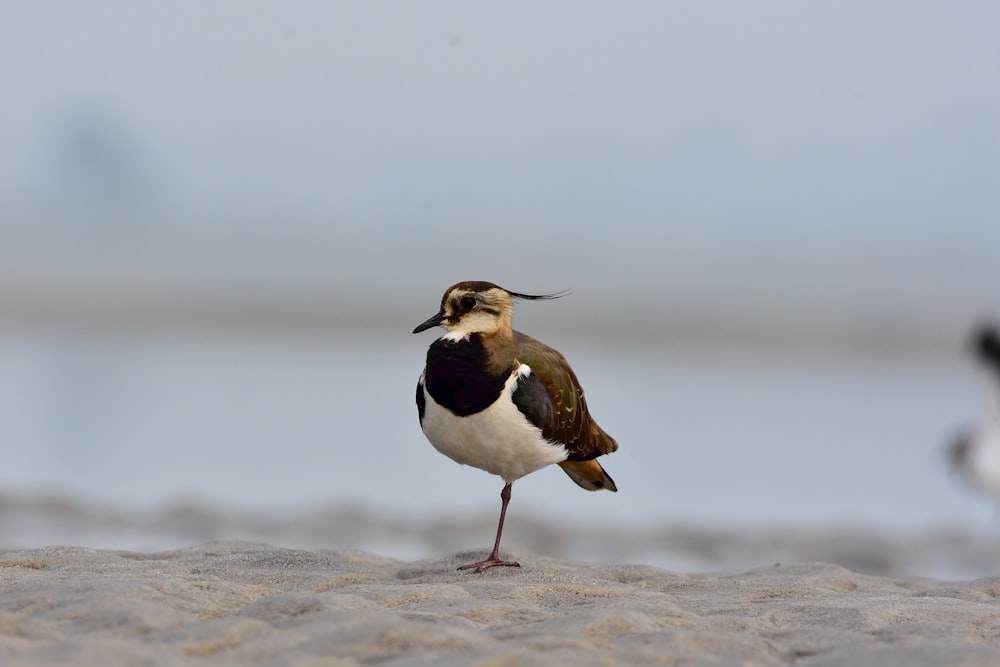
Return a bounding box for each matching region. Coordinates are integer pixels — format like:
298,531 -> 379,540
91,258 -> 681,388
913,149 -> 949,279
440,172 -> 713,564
3,541 -> 1000,666
4,494 -> 1000,579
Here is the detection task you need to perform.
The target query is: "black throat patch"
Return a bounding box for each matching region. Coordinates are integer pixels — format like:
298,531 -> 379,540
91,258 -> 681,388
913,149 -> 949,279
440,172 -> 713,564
423,334 -> 508,417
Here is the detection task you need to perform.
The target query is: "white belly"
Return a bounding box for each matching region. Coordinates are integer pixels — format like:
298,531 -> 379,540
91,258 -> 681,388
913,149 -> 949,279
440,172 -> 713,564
961,423 -> 1000,495
419,366 -> 569,482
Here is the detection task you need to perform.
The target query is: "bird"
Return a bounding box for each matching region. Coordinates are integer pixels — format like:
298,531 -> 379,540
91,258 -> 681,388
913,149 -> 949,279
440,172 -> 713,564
949,325 -> 1000,497
413,280 -> 618,572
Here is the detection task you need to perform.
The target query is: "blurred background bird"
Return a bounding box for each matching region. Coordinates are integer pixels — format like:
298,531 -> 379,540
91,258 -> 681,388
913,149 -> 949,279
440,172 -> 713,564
950,326 -> 1000,498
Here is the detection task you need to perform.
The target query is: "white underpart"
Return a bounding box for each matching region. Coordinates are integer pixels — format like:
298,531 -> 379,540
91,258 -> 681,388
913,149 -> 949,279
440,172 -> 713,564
956,420 -> 1000,496
419,364 -> 569,482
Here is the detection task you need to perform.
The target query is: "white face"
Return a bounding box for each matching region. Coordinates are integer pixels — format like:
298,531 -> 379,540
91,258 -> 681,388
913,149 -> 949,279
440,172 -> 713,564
439,287 -> 513,338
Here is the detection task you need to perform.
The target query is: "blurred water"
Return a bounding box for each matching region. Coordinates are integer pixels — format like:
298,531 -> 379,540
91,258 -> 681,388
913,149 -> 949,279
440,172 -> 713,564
1,329 -> 991,541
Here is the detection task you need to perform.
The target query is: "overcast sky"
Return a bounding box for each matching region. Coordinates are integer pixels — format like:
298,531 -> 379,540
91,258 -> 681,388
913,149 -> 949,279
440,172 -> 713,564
1,2 -> 998,344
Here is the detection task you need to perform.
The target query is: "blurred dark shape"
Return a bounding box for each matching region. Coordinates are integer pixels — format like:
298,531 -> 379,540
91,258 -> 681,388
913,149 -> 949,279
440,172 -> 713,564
974,324 -> 1000,380
949,430 -> 971,468
948,322 -> 1000,498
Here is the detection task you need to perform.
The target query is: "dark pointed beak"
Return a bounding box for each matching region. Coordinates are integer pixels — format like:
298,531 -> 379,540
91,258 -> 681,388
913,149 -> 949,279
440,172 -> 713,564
413,312 -> 446,334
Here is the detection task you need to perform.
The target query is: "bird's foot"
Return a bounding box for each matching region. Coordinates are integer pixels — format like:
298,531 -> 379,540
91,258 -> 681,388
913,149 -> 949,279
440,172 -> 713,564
457,557 -> 520,573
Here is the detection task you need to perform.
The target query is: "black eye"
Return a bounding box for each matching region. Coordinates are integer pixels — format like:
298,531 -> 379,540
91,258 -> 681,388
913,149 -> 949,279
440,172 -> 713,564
460,296 -> 476,309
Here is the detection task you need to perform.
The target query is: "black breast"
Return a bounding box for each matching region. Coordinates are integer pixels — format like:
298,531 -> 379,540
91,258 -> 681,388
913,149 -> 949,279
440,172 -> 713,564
423,335 -> 508,417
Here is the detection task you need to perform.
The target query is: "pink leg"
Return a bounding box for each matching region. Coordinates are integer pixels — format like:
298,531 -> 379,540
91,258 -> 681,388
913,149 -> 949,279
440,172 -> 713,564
458,482 -> 521,572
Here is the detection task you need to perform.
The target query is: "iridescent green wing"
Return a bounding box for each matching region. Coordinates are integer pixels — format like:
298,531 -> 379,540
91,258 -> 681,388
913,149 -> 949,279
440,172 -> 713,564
510,332 -> 614,459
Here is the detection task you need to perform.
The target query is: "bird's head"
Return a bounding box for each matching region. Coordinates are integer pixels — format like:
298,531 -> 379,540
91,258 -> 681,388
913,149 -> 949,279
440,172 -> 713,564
413,281 -> 568,340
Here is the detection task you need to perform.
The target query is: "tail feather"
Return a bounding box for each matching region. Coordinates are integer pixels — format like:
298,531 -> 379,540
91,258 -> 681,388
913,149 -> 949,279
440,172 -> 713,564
558,459 -> 617,492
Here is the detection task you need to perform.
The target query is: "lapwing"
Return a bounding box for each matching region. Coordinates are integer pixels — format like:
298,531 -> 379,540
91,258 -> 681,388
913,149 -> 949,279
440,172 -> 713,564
950,325 -> 1000,496
413,281 -> 618,572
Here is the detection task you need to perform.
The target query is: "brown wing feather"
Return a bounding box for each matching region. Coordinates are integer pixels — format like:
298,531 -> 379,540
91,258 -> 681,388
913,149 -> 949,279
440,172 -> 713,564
510,331 -> 618,460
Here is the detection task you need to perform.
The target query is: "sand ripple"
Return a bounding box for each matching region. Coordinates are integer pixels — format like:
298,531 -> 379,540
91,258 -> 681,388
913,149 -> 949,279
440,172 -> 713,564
2,542 -> 1000,665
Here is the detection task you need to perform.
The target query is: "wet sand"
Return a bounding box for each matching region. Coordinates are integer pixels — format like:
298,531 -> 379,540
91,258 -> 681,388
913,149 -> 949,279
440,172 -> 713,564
3,494 -> 1000,580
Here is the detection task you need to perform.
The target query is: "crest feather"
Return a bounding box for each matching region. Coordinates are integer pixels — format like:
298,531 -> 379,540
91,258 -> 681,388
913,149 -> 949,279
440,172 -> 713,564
505,288 -> 572,301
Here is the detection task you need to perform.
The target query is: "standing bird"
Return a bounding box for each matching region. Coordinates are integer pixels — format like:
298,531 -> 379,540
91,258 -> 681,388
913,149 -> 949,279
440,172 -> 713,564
413,281 -> 618,572
950,325 -> 1000,496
